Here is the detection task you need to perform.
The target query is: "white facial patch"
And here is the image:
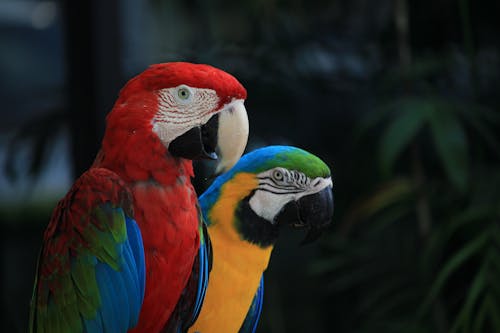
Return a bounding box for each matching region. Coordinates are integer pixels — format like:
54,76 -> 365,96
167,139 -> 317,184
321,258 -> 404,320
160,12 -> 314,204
249,167 -> 333,223
153,85 -> 219,146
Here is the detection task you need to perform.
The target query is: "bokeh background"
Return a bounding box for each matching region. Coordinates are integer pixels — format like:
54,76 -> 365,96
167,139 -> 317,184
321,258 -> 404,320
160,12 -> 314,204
1,0 -> 500,332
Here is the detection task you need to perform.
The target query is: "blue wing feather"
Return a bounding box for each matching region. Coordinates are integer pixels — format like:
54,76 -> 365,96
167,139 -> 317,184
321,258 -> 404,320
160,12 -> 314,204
121,236 -> 142,325
94,262 -> 121,333
187,227 -> 211,327
161,214 -> 211,332
83,215 -> 146,333
30,169 -> 146,333
192,245 -> 204,321
125,216 -> 146,303
164,222 -> 211,332
239,275 -> 264,333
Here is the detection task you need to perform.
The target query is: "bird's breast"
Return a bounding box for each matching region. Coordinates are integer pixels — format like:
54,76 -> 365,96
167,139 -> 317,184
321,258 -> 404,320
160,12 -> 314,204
129,181 -> 200,333
189,226 -> 273,333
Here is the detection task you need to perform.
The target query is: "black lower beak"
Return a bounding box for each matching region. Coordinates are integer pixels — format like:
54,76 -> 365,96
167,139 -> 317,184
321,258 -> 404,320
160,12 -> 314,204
275,186 -> 334,245
168,114 -> 219,160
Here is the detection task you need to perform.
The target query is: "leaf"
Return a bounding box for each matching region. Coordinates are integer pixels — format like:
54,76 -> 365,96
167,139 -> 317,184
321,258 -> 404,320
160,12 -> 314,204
490,246 -> 500,281
359,276 -> 404,312
356,100 -> 400,137
344,178 -> 414,226
418,229 -> 489,317
362,178 -> 415,216
368,204 -> 413,234
379,99 -> 430,176
471,294 -> 499,333
458,106 -> 500,159
369,288 -> 417,320
428,108 -> 468,192
326,261 -> 381,291
488,295 -> 500,333
422,206 -> 494,275
449,263 -> 486,333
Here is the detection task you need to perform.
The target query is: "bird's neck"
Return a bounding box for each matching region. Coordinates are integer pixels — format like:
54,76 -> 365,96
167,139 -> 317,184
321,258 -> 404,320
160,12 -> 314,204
204,172 -> 275,270
95,127 -> 194,186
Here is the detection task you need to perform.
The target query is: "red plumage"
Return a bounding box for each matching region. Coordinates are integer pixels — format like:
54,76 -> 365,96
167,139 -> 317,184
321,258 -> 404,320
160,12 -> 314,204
91,62 -> 247,332
36,168 -> 134,310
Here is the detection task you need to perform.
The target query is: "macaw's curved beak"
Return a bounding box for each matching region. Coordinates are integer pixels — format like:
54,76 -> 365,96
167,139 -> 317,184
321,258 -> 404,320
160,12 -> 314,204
214,100 -> 249,174
169,100 -> 248,166
275,185 -> 334,245
169,115 -> 219,160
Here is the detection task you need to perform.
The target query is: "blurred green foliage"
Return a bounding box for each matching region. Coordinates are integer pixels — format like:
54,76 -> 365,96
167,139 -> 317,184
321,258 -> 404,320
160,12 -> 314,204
2,0 -> 500,332
311,10 -> 500,333
314,94 -> 500,332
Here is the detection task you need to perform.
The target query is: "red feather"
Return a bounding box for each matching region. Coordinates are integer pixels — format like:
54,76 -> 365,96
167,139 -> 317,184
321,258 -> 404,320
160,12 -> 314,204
37,168 -> 134,308
91,62 -> 246,332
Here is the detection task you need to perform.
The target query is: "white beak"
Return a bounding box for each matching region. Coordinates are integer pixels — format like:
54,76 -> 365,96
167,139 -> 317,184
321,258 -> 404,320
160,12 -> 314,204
215,99 -> 249,174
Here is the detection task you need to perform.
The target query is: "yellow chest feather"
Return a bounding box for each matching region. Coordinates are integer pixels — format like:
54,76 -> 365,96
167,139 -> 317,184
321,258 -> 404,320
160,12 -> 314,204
189,173 -> 274,333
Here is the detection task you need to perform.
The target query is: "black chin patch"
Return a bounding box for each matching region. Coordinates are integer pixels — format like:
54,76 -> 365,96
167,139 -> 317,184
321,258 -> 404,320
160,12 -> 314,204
235,196 -> 280,248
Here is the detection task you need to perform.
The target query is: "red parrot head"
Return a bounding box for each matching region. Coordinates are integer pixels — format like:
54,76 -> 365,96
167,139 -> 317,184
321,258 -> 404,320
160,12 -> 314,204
104,62 -> 249,175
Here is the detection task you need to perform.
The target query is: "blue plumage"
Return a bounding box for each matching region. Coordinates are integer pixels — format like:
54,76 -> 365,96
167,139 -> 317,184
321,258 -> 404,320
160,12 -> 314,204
239,276 -> 264,333
94,263 -> 121,332
83,215 -> 145,333
30,169 -> 147,333
193,146 -> 333,332
163,223 -> 211,332
125,216 -> 146,303
187,225 -> 211,327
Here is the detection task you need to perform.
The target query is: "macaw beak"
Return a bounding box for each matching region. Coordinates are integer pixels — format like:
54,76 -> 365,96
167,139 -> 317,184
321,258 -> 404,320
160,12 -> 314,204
275,185 -> 334,245
168,100 -> 248,167
214,100 -> 249,174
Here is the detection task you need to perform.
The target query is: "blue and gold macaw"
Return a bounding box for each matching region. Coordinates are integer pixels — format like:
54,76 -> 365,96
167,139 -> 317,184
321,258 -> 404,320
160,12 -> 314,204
189,145 -> 334,333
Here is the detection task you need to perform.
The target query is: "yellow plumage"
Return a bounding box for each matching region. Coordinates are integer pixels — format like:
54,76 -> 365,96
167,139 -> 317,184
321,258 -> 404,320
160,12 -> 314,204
189,173 -> 273,333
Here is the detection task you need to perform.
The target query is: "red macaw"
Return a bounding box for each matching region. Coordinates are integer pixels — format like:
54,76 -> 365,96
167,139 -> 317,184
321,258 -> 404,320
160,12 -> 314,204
29,62 -> 249,333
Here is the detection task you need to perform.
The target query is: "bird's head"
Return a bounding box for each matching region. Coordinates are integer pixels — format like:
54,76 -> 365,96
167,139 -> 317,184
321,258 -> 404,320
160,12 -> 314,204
200,146 -> 334,247
104,62 -> 248,174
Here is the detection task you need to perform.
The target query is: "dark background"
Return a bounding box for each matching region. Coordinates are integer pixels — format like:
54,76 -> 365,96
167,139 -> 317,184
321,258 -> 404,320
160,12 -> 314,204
1,0 -> 500,332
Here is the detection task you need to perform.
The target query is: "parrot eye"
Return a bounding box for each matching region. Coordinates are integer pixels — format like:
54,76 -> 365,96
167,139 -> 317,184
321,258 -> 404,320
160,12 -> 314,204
177,86 -> 191,100
273,170 -> 284,181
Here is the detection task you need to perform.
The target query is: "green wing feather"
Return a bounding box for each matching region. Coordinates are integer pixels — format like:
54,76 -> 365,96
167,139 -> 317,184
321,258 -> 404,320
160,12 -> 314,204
29,168 -> 146,333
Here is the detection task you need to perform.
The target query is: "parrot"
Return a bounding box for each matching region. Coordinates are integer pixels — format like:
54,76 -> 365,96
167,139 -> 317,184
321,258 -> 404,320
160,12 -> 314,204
29,62 -> 249,333
189,145 -> 334,333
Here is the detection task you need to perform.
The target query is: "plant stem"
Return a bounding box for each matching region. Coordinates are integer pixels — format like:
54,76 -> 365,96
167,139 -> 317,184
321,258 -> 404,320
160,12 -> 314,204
412,144 -> 449,332
458,0 -> 478,97
394,0 -> 449,330
394,0 -> 411,69
412,145 -> 431,238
